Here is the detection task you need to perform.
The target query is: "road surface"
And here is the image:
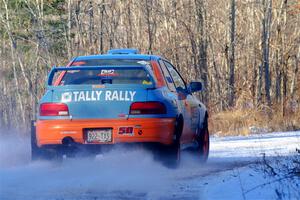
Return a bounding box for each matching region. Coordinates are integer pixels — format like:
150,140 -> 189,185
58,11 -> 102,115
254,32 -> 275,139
0,131 -> 299,200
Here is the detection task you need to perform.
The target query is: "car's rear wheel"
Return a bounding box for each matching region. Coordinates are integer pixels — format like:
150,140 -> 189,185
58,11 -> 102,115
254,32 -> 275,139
162,141 -> 180,168
197,126 -> 209,162
194,116 -> 209,162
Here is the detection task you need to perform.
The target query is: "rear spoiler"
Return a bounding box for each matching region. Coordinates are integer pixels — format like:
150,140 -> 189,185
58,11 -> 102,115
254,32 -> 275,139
47,65 -> 156,88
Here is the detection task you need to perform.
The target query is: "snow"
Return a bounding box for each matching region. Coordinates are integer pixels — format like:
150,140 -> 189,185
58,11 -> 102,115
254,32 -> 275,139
210,131 -> 300,159
0,131 -> 299,200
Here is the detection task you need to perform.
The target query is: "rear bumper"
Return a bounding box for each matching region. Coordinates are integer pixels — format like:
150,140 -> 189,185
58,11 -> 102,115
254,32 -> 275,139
36,118 -> 175,147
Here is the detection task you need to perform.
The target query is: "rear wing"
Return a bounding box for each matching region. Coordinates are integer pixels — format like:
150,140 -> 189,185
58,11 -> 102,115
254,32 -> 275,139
47,65 -> 156,88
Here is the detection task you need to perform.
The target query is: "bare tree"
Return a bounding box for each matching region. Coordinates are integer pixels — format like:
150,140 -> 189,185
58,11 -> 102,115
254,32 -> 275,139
195,0 -> 209,104
261,0 -> 272,106
228,0 -> 236,107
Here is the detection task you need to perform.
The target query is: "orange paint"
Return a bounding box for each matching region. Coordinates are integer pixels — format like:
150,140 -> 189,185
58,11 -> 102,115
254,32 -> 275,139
151,61 -> 166,88
71,61 -> 86,66
36,118 -> 175,147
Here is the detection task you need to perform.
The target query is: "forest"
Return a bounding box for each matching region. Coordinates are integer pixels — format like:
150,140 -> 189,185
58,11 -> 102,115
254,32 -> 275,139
0,0 -> 299,135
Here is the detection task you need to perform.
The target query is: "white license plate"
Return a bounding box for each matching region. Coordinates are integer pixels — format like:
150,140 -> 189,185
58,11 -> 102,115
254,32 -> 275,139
86,129 -> 112,143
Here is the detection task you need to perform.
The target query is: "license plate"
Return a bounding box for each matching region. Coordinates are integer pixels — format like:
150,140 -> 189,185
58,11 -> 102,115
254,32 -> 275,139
85,129 -> 112,143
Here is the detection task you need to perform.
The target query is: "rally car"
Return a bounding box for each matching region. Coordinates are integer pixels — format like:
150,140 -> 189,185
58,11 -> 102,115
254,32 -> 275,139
31,48 -> 209,167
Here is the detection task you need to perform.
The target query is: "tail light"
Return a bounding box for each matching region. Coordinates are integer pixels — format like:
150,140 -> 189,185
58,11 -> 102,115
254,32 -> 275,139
40,103 -> 69,116
130,102 -> 166,115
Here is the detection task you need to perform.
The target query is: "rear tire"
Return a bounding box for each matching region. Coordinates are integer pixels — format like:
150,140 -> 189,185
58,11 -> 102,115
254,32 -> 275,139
162,141 -> 180,168
197,127 -> 209,162
195,117 -> 210,162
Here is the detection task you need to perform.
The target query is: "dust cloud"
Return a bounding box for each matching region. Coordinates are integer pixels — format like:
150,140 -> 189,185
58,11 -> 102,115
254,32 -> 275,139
0,131 -> 31,168
0,131 -> 231,199
0,132 -> 192,199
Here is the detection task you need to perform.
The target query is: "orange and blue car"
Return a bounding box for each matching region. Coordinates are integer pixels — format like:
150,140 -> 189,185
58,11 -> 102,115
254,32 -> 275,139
31,49 -> 209,166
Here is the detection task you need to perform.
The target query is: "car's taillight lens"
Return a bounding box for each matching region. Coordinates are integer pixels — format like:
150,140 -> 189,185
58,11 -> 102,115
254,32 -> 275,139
130,102 -> 166,115
40,103 -> 69,116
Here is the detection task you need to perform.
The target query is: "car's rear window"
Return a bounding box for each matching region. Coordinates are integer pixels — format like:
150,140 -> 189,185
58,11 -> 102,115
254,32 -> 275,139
60,68 -> 153,85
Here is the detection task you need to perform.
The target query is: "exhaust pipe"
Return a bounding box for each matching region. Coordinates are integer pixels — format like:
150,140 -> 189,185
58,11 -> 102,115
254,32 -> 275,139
62,136 -> 75,146
61,137 -> 77,157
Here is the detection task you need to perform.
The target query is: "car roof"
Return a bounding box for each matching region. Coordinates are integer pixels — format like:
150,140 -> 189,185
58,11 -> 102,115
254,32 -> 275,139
74,53 -> 162,61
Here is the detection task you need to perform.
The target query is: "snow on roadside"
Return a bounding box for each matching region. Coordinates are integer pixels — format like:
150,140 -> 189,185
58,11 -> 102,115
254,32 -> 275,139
210,131 -> 300,159
148,131 -> 300,199
188,154 -> 300,200
175,131 -> 300,200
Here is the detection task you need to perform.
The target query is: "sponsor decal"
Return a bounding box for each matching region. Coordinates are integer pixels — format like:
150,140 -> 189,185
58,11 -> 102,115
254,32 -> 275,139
61,90 -> 136,102
101,69 -> 114,75
142,80 -> 152,85
98,69 -> 119,76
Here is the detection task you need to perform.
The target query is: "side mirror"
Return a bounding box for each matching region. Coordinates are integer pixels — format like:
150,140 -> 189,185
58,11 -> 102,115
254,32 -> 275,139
188,81 -> 202,93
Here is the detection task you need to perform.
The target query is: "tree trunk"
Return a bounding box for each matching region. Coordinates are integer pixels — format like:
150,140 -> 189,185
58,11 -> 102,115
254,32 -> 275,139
262,0 -> 272,106
195,0 -> 209,104
67,0 -> 72,58
228,0 -> 236,107
145,0 -> 153,54
126,0 -> 133,48
290,47 -> 299,99
88,1 -> 94,54
98,0 -> 105,54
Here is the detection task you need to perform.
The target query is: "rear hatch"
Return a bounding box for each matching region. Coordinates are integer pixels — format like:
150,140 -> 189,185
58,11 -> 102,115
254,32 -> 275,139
51,84 -> 149,119
41,66 -> 155,119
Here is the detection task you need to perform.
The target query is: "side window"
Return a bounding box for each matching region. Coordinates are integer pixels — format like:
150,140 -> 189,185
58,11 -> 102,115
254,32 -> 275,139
158,60 -> 176,92
164,61 -> 187,92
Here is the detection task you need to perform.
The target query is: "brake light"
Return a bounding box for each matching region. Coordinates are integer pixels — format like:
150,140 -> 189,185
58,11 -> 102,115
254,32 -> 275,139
130,102 -> 166,115
40,103 -> 69,116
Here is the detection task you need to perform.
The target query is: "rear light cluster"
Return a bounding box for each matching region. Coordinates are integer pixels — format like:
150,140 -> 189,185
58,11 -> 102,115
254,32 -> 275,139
40,103 -> 69,116
130,102 -> 166,115
40,101 -> 165,116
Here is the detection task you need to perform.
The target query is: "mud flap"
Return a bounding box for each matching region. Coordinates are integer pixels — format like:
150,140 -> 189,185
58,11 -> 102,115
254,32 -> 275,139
31,121 -> 62,161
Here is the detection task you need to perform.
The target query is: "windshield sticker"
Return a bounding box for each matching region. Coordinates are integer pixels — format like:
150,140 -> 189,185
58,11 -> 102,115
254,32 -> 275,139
61,90 -> 136,102
98,69 -> 119,77
142,80 -> 152,85
101,69 -> 114,75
